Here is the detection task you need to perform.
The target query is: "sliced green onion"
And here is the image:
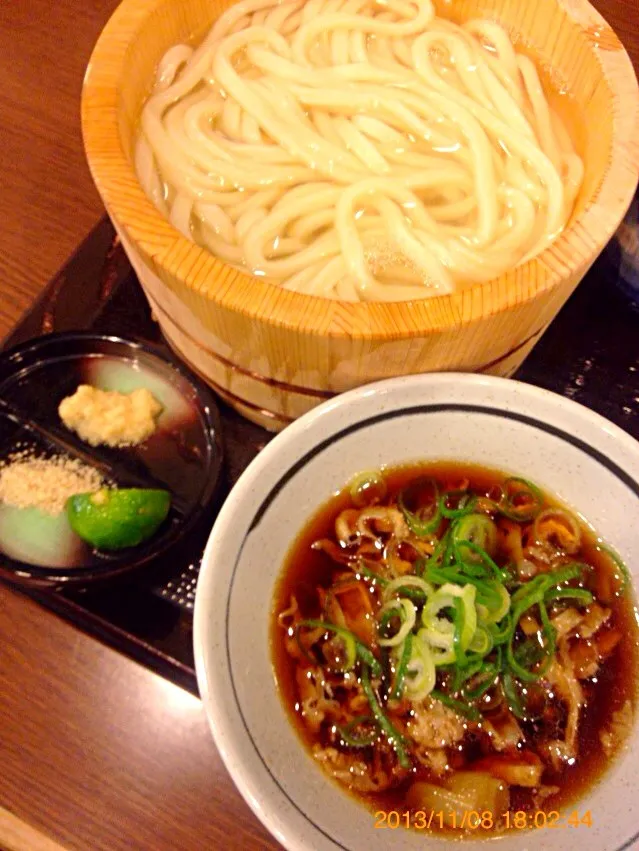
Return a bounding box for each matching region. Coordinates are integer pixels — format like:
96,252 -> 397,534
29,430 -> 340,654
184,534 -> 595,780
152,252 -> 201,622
391,633 -> 413,701
513,637 -> 545,669
417,627 -> 456,665
516,631 -> 552,679
383,575 -> 434,602
547,562 -> 587,585
439,490 -> 478,519
378,606 -> 398,638
505,580 -> 548,677
452,514 -> 497,555
503,671 -> 526,719
378,599 -> 416,648
505,579 -> 563,682
538,600 -> 556,659
336,715 -> 378,748
421,583 -> 477,654
469,624 -> 493,655
452,598 -> 465,665
501,563 -> 519,587
401,587 -> 432,603
506,614 -> 544,680
349,470 -> 386,508
361,667 -> 410,769
422,564 -> 460,585
510,563 -> 584,610
420,620 -> 455,651
498,477 -> 544,521
477,582 -> 511,624
454,539 -> 506,581
504,563 -> 587,671
454,584 -> 477,652
443,530 -> 457,567
403,634 -> 436,701
398,479 -> 441,537
356,564 -> 389,586
298,619 -> 381,675
451,554 -> 489,580
296,619 -> 356,671
510,576 -> 545,608
421,599 -> 455,650
544,587 -> 593,605
432,647 -> 457,666
487,614 -> 512,645
462,662 -> 499,700
431,689 -> 481,721
423,564 -> 503,609
419,532 -> 450,576
452,653 -> 485,691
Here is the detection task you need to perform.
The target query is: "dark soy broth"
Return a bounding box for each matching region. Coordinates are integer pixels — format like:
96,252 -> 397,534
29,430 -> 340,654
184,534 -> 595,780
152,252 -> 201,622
271,462 -> 639,833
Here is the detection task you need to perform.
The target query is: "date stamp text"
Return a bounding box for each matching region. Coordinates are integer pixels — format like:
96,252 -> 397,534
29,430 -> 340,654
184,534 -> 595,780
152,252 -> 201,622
374,809 -> 593,831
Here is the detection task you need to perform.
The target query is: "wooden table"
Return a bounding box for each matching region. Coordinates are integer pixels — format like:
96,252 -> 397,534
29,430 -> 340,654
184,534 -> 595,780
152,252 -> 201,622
0,1 -> 637,849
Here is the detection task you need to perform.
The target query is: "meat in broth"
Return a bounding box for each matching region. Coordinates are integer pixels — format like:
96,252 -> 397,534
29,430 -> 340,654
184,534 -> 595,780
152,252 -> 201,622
271,463 -> 638,834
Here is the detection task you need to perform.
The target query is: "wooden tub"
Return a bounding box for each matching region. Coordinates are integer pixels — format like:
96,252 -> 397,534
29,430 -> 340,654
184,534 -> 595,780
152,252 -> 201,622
82,0 -> 639,430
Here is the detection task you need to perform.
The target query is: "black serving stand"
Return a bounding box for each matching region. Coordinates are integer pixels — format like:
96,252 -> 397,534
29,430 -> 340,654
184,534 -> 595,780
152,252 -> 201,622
2,218 -> 638,695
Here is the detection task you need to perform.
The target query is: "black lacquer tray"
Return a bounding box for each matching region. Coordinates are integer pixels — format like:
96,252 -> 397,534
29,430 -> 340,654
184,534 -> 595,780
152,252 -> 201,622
2,217 -> 638,695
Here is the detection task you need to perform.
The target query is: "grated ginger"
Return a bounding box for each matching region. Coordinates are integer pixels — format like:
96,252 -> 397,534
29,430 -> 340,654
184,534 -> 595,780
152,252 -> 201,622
59,385 -> 162,448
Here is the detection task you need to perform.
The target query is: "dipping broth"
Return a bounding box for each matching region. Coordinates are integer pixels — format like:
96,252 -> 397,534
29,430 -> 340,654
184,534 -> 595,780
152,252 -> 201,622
271,462 -> 638,835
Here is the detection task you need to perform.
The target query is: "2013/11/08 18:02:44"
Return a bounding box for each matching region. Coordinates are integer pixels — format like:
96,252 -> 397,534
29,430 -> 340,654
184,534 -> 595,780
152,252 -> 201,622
374,809 -> 594,830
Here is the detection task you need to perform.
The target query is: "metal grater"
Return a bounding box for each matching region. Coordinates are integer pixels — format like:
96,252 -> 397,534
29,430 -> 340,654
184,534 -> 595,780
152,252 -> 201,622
155,559 -> 202,611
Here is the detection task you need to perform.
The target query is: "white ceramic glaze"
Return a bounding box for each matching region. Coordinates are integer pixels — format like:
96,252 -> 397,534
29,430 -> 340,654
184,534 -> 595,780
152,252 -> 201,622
193,373 -> 639,851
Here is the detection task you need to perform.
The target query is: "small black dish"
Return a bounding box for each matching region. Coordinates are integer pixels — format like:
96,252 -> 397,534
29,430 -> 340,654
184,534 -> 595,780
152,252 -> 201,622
0,332 -> 224,587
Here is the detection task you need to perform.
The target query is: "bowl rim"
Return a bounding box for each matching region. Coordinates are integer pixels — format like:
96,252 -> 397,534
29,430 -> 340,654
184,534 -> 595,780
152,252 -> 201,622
81,0 -> 639,339
193,370 -> 639,851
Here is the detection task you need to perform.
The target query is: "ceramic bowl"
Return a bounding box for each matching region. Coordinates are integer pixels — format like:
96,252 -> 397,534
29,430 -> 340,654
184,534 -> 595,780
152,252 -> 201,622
193,373 -> 639,851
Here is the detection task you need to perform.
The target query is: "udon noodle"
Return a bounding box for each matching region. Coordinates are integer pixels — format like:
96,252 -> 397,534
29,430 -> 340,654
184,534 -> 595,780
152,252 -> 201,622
136,0 -> 584,301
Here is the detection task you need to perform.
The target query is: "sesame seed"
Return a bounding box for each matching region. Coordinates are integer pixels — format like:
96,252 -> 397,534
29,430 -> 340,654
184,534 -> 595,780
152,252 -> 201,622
0,450 -> 104,516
